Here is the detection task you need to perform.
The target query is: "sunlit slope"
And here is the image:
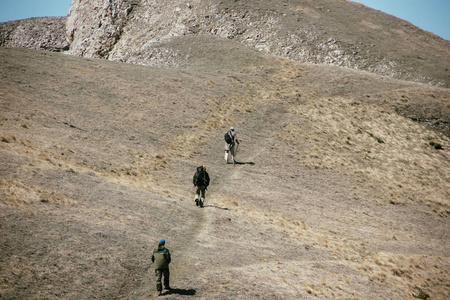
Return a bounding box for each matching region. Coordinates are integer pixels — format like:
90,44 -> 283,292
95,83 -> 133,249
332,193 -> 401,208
0,38 -> 449,299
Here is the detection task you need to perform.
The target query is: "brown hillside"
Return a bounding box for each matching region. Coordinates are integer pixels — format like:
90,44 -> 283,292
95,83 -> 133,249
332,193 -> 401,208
0,36 -> 449,299
66,0 -> 450,87
2,0 -> 449,87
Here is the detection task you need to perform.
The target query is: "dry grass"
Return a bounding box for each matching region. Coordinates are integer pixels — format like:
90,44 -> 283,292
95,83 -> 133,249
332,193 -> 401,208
0,43 -> 449,299
279,97 -> 450,209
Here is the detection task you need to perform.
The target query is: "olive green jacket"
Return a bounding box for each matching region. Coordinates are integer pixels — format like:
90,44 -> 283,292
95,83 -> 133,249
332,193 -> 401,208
152,245 -> 171,269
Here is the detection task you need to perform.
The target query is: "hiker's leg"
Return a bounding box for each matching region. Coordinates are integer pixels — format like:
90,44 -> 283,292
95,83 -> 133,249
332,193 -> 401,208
201,187 -> 206,200
195,186 -> 201,200
155,269 -> 163,292
230,144 -> 236,162
195,186 -> 201,205
163,268 -> 170,289
225,143 -> 231,163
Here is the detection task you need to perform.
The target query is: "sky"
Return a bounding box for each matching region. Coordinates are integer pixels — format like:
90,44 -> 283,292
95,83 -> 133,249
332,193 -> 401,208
348,0 -> 450,41
0,0 -> 449,41
0,0 -> 72,22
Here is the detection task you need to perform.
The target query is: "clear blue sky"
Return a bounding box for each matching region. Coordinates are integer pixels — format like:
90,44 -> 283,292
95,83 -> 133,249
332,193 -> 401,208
0,0 -> 72,21
0,0 -> 449,41
348,0 -> 449,41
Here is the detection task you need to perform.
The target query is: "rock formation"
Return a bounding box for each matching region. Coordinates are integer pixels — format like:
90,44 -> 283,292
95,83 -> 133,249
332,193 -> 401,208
66,0 -> 137,58
0,17 -> 68,52
1,0 -> 449,86
64,0 -> 450,87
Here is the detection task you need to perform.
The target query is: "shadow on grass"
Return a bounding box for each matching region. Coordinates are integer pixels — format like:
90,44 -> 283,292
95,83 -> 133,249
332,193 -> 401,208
162,288 -> 196,296
203,204 -> 230,210
230,161 -> 255,165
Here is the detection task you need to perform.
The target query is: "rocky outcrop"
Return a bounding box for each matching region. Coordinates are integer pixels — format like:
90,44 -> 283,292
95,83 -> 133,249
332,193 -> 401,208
66,0 -> 138,58
1,0 -> 449,86
0,17 -> 68,52
64,0 -> 449,87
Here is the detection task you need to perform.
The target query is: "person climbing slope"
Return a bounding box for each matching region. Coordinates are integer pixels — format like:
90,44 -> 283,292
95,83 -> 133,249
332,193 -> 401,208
151,239 -> 171,296
193,165 -> 210,207
224,127 -> 239,164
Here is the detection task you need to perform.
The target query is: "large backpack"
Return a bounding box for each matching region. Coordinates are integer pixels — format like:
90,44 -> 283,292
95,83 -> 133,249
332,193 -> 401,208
224,131 -> 233,144
194,166 -> 206,186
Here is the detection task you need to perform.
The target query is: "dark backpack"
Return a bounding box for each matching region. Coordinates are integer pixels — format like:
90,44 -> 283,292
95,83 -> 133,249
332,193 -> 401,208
224,131 -> 233,144
193,166 -> 206,186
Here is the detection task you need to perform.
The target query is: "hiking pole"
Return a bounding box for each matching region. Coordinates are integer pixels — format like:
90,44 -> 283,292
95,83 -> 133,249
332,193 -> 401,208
234,143 -> 239,164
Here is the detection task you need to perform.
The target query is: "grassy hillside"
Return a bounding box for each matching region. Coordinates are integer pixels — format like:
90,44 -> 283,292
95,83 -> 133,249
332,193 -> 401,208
0,37 -> 449,299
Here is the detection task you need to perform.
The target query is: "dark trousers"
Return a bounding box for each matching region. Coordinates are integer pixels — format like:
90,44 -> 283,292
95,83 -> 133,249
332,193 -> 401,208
195,185 -> 206,200
155,268 -> 170,291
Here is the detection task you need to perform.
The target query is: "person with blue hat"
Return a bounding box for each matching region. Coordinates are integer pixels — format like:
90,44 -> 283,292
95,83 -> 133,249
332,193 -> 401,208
151,239 -> 171,295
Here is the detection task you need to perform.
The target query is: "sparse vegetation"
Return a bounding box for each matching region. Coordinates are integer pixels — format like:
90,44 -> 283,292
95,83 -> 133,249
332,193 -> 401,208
367,132 -> 385,144
0,17 -> 449,300
429,141 -> 443,149
413,288 -> 430,299
1,135 -> 16,143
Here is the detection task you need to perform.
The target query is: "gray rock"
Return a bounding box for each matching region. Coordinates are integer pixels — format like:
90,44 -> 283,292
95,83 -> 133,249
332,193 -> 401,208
1,0 -> 449,87
0,17 -> 69,52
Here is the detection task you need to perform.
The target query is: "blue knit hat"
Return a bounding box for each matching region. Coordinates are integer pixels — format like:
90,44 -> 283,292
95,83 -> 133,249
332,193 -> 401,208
159,239 -> 165,245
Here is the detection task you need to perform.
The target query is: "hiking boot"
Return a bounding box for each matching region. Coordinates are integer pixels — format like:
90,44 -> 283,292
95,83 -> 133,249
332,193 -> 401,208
195,199 -> 199,206
158,291 -> 162,296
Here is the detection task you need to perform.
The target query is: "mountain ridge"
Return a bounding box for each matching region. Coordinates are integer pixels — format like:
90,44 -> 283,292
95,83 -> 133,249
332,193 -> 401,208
1,0 -> 449,86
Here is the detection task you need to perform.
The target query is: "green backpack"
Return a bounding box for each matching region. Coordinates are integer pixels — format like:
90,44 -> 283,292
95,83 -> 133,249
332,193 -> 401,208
193,166 -> 206,186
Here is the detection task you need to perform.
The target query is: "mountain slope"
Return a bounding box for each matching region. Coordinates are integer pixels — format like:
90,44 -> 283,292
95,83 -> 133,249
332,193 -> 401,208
2,0 -> 449,86
1,37 -> 449,299
65,0 -> 450,86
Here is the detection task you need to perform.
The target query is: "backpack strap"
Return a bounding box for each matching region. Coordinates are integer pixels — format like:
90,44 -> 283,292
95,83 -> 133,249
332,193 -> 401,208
203,167 -> 206,184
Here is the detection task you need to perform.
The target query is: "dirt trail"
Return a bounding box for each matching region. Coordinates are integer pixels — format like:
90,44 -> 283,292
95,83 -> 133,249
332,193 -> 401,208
1,45 -> 449,299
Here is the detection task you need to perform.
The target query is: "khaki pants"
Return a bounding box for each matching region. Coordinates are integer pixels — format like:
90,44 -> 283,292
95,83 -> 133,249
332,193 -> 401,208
155,268 -> 170,291
225,143 -> 237,163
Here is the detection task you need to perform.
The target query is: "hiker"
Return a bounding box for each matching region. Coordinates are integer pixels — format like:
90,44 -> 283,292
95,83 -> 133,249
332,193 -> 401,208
193,165 -> 210,207
224,127 -> 239,164
151,239 -> 171,296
